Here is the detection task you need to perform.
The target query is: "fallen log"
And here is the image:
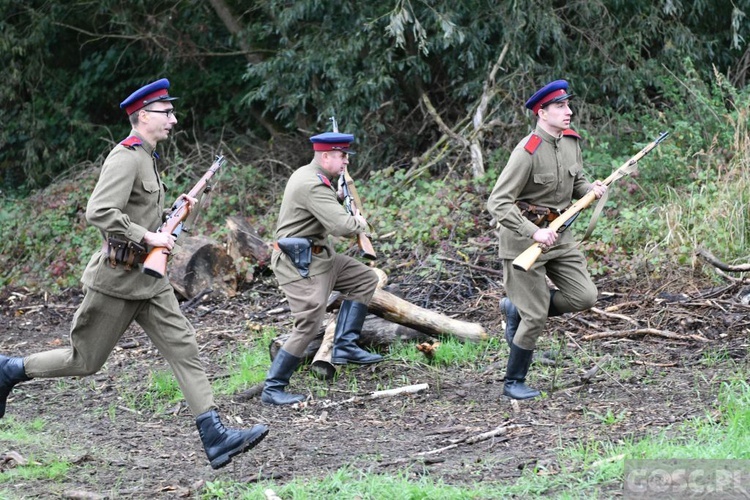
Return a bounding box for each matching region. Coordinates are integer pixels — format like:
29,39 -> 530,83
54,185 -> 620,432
329,288 -> 488,342
169,235 -> 237,299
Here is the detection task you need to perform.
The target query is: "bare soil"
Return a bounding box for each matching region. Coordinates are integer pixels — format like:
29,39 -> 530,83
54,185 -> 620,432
0,263 -> 748,499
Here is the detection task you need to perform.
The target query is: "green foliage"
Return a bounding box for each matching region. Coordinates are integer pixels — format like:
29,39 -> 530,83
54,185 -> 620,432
0,166 -> 100,290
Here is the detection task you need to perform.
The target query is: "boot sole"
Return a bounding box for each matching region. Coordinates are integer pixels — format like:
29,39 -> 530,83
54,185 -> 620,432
210,427 -> 270,470
331,357 -> 383,365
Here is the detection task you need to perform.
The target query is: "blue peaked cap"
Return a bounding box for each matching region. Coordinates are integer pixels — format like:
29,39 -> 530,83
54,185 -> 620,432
525,79 -> 574,114
120,78 -> 178,115
310,132 -> 356,154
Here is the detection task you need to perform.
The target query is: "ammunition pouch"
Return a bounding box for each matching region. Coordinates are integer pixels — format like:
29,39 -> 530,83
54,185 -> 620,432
275,238 -> 314,278
105,237 -> 147,272
516,201 -> 563,227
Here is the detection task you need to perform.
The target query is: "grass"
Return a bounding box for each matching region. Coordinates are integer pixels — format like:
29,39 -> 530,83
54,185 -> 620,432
198,375 -> 750,499
0,417 -> 71,484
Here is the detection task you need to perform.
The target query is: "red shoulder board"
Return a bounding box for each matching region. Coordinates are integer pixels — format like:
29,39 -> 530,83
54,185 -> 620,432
562,129 -> 581,140
316,173 -> 332,188
120,136 -> 142,149
523,134 -> 543,154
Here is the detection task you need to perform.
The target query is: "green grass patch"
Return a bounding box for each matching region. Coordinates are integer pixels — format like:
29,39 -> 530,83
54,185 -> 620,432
212,327 -> 279,396
388,336 -> 500,368
0,417 -> 71,484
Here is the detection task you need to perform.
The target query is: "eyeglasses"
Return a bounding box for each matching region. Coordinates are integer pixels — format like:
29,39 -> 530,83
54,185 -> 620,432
144,109 -> 176,118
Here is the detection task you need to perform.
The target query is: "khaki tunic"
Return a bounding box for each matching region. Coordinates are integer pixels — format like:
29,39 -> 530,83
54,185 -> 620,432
24,131 -> 215,415
487,125 -> 598,349
272,160 -> 378,356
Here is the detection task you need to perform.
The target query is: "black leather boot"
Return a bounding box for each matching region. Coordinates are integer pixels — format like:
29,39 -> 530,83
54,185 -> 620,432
260,349 -> 306,405
500,298 -> 521,346
196,409 -> 269,469
503,344 -> 541,400
0,355 -> 31,419
331,300 -> 383,365
548,290 -> 563,317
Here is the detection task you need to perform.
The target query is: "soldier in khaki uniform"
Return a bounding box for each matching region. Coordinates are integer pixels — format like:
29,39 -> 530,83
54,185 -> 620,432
0,79 -> 268,469
487,80 -> 606,400
261,132 -> 383,406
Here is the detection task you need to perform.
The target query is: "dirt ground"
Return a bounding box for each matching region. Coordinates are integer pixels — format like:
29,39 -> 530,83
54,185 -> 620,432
0,261 -> 748,499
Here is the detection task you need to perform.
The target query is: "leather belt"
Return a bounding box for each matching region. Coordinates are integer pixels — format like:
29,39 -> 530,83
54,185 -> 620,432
273,241 -> 324,255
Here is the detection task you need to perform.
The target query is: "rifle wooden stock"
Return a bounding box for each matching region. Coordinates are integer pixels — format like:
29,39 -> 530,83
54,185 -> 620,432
512,132 -> 669,272
343,167 -> 376,260
142,155 -> 226,278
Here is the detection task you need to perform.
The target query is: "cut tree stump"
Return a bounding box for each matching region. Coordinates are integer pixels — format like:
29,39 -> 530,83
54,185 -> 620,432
169,235 -> 237,299
226,215 -> 273,282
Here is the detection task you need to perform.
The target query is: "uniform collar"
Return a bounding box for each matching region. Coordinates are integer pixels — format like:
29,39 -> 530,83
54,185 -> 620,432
312,160 -> 336,181
129,129 -> 157,156
534,124 -> 562,144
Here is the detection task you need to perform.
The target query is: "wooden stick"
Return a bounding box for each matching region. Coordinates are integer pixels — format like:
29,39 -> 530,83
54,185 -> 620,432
321,383 -> 428,408
589,307 -> 639,327
416,424 -> 522,456
580,328 -> 710,343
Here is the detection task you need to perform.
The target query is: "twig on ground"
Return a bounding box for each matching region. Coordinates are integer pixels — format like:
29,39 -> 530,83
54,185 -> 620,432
320,383 -> 429,409
580,328 -> 710,343
416,423 -> 522,456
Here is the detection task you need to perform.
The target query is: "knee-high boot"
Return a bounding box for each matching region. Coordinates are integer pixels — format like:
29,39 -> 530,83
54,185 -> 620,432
196,409 -> 269,469
260,349 -> 306,405
0,356 -> 31,418
331,300 -> 383,365
500,298 -> 521,346
503,344 -> 540,400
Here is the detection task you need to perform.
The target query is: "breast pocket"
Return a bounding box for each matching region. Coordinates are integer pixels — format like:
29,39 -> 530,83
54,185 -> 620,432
142,180 -> 160,193
533,173 -> 555,185
567,163 -> 583,179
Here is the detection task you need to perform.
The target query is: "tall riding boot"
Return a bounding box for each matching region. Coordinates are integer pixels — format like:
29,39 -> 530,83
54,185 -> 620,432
503,344 -> 541,400
331,300 -> 383,365
548,290 -> 563,317
500,298 -> 521,346
260,349 -> 306,405
0,356 -> 31,419
196,409 -> 269,469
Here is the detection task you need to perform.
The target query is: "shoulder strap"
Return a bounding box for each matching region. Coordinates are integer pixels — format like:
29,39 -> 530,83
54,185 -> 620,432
120,136 -> 142,149
523,134 -> 543,154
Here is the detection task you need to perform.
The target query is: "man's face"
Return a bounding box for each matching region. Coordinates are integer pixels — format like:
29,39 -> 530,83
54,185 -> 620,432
321,150 -> 349,177
540,100 -> 572,134
139,101 -> 178,143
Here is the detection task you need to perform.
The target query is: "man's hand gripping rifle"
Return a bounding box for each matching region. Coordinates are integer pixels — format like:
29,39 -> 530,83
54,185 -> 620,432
142,155 -> 226,278
512,132 -> 669,272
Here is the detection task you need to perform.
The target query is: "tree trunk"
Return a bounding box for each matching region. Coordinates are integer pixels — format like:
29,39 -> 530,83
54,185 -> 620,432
329,288 -> 488,342
169,235 -> 237,299
225,215 -> 272,282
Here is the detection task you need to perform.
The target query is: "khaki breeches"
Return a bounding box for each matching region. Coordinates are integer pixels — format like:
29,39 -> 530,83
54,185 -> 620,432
23,286 -> 215,416
279,254 -> 378,357
503,247 -> 597,350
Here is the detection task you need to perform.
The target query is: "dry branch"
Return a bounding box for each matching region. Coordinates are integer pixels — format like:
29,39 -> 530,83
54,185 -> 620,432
416,423 -> 522,456
580,328 -> 710,343
320,383 -> 429,409
697,247 -> 750,272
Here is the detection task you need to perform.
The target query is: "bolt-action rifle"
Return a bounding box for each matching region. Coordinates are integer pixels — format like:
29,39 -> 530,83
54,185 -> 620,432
142,155 -> 225,278
330,116 -> 376,260
512,132 -> 669,272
